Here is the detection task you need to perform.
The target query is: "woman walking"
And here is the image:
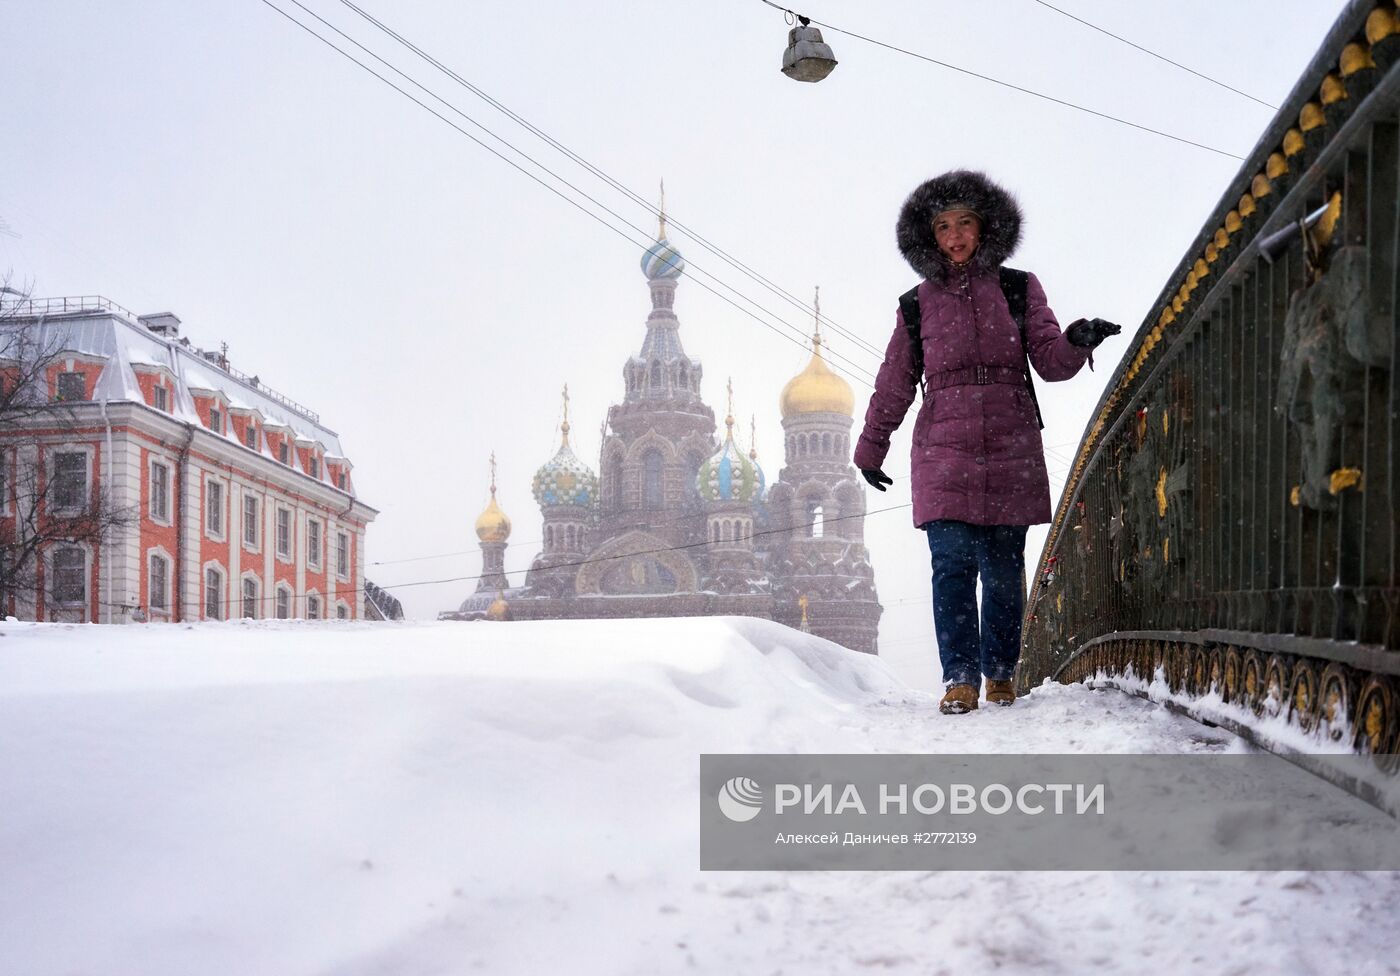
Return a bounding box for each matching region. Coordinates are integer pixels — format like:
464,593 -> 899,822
854,170 -> 1120,714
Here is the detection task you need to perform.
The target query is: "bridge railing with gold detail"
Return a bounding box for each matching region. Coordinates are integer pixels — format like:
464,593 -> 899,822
1019,0 -> 1400,765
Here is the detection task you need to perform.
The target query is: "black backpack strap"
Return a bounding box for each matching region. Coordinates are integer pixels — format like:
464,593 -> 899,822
898,285 -> 925,398
999,267 -> 1044,430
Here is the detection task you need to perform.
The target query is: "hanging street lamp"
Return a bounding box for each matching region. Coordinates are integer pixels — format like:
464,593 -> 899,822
780,14 -> 838,82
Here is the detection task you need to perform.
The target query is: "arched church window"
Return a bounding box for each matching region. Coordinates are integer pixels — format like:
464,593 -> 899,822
566,525 -> 576,550
649,361 -> 662,391
710,521 -> 718,543
822,433 -> 832,455
545,526 -> 554,550
722,521 -> 732,543
643,450 -> 664,510
808,503 -> 824,539
798,435 -> 807,457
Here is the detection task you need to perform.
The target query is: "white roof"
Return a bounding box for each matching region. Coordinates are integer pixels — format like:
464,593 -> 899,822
11,309 -> 348,459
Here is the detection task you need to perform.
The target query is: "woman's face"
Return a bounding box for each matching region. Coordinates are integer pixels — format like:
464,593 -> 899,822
933,209 -> 981,264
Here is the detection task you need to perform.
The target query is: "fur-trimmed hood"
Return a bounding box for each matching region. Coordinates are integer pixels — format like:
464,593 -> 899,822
896,170 -> 1023,282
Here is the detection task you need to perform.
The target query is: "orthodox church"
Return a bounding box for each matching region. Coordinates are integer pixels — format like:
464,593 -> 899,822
442,209 -> 882,654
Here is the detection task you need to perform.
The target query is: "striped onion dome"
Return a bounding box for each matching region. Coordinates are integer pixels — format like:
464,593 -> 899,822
697,416 -> 762,504
531,422 -> 597,509
641,237 -> 685,280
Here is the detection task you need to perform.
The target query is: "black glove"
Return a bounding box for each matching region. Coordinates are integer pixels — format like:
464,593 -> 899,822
1066,317 -> 1122,348
861,468 -> 893,492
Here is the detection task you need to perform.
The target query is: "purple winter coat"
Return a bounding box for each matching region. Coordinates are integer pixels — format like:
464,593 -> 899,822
853,170 -> 1092,528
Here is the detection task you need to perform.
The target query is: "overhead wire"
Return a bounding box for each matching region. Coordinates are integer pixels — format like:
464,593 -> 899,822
1027,0 -> 1278,110
336,0 -> 887,361
259,0 -> 879,387
757,0 -> 1245,160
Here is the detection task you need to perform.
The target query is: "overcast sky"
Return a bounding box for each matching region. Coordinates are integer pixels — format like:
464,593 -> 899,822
3,0 -> 1346,687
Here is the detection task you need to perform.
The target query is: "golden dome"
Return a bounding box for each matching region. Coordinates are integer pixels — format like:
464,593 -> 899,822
780,332 -> 854,419
485,591 -> 511,621
475,451 -> 511,543
475,494 -> 511,543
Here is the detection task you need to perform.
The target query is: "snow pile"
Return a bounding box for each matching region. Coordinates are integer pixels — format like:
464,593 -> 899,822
2,616 -> 1398,975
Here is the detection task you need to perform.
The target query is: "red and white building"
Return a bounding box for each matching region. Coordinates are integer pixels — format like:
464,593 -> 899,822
0,297 -> 378,623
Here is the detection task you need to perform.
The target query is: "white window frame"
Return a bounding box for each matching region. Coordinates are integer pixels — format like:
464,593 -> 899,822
306,591 -> 321,620
146,547 -> 174,616
148,456 -> 173,526
335,600 -> 350,620
208,405 -> 223,435
153,384 -> 169,412
206,477 -> 226,541
335,530 -> 350,581
240,573 -> 260,619
243,493 -> 260,551
49,447 -> 92,516
203,562 -> 226,621
244,423 -> 259,451
275,507 -> 292,561
49,544 -> 89,607
275,583 -> 292,620
307,517 -> 322,570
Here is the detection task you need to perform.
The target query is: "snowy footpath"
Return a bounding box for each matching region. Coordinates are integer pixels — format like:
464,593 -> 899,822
1,616 -> 1397,975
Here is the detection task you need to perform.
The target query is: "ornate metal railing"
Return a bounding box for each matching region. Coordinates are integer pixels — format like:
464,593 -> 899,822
1020,0 -> 1400,763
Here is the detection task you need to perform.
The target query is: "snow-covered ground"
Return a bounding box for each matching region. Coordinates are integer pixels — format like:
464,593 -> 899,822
2,616 -> 1397,975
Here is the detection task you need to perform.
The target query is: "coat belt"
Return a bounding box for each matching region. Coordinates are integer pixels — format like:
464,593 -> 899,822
925,365 -> 1027,391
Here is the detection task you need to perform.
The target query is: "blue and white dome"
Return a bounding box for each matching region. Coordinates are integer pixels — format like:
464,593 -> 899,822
532,425 -> 598,509
697,425 -> 763,504
641,237 -> 685,280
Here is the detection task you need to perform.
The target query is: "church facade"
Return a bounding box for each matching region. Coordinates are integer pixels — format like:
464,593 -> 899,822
442,217 -> 882,654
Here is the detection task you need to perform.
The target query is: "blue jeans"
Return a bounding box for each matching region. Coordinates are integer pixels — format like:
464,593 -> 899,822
924,520 -> 1028,688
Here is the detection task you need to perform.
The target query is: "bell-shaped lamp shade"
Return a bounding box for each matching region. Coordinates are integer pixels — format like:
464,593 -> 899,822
781,23 -> 837,82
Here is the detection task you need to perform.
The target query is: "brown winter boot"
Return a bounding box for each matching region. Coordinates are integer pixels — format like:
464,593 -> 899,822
939,683 -> 979,714
985,679 -> 1016,706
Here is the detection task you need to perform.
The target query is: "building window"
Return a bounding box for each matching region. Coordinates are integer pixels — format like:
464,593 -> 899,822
150,460 -> 170,522
336,531 -> 349,579
56,371 -> 86,401
307,518 -> 322,569
337,472 -> 347,490
242,577 -> 258,619
276,508 -> 292,559
643,450 -> 663,510
205,566 -> 224,620
149,553 -> 169,612
275,585 -> 291,620
52,547 -> 85,603
336,603 -> 349,620
307,594 -> 321,620
206,480 -> 224,538
309,456 -> 320,479
52,451 -> 87,512
278,441 -> 290,465
153,385 -> 169,412
209,407 -> 222,434
244,424 -> 258,450
243,495 -> 259,548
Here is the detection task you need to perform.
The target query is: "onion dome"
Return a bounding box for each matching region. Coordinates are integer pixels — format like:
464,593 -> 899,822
531,386 -> 598,509
697,382 -> 763,503
780,321 -> 853,423
485,590 -> 511,621
641,238 -> 685,280
640,180 -> 685,280
475,452 -> 512,543
780,288 -> 854,419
